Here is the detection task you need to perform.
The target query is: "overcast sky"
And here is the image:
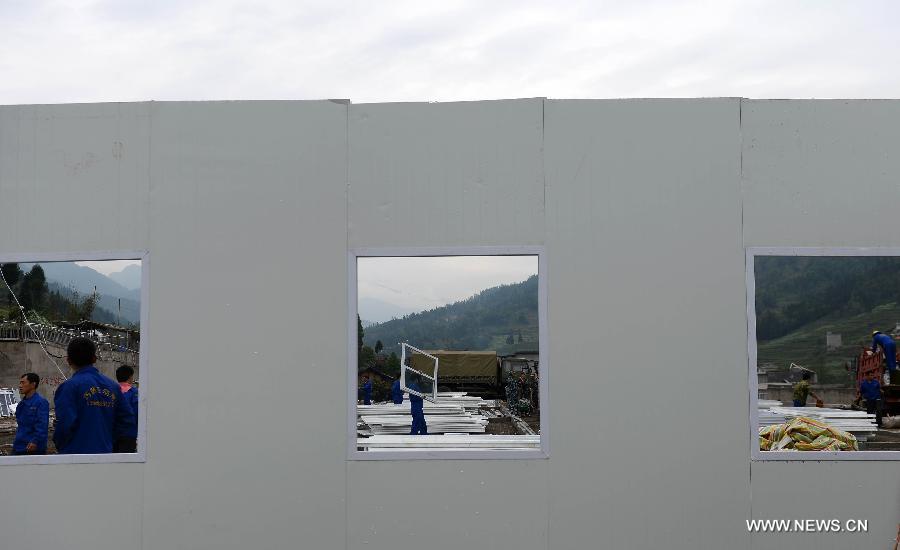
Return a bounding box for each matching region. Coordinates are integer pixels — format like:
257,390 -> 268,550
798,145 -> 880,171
358,256 -> 537,321
1,1 -> 898,104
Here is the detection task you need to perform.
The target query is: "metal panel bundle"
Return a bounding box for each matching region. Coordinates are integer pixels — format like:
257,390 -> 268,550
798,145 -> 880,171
759,405 -> 879,441
358,434 -> 540,451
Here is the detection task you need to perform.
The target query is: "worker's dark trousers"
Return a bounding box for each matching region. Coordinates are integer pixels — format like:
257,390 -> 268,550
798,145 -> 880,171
410,413 -> 428,435
865,399 -> 883,427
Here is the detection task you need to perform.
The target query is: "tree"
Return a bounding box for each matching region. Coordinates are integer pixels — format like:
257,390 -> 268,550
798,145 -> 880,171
80,288 -> 100,321
357,314 -> 364,352
20,264 -> 48,313
1,263 -> 23,309
386,352 -> 400,376
359,345 -> 376,370
375,340 -> 383,354
65,289 -> 82,323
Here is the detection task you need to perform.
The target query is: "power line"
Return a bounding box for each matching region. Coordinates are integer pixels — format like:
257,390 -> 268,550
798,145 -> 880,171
0,265 -> 68,381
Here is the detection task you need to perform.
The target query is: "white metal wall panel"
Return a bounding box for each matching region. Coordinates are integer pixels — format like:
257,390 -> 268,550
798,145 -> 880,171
743,99 -> 900,549
0,102 -> 151,253
544,99 -> 749,550
348,99 -> 545,248
0,102 -> 149,550
742,100 -> 900,247
347,460 -> 549,550
0,98 -> 897,550
141,101 -> 349,550
347,98 -> 549,550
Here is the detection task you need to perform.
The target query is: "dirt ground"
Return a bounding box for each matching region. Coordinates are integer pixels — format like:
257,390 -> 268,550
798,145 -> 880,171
485,414 -> 540,435
486,416 -> 519,435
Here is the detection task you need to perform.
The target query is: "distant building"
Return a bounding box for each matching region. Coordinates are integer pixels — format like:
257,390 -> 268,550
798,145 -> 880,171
757,369 -> 768,399
826,331 -> 842,350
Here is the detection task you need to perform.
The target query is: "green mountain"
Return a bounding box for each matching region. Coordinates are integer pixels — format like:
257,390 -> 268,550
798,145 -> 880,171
755,256 -> 900,383
362,275 -> 538,356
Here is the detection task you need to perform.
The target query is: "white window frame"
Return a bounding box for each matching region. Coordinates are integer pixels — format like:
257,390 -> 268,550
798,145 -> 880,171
748,247 -> 900,461
348,245 -> 549,460
399,343 -> 439,403
0,249 -> 149,465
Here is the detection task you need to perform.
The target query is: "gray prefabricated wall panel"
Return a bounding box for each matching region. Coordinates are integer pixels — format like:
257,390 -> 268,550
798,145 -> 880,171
349,99 -> 545,248
0,99 -> 897,550
347,99 -> 549,550
544,99 -> 748,549
743,100 -> 900,550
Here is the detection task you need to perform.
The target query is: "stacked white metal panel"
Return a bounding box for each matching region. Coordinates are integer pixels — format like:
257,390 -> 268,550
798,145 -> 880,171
359,434 -> 540,451
358,402 -> 489,434
759,406 -> 879,441
358,392 -> 497,434
0,389 -> 17,417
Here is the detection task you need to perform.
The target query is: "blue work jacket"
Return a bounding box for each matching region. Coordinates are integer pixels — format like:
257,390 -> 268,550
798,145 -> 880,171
53,366 -> 135,454
122,386 -> 139,439
860,379 -> 882,401
13,392 -> 49,453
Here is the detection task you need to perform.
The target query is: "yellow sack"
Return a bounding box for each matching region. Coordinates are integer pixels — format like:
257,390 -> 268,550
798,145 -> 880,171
759,417 -> 858,452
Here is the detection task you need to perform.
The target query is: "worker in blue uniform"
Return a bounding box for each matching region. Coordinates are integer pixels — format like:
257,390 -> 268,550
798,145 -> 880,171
871,331 -> 897,384
360,374 -> 373,405
114,365 -> 139,453
13,373 -> 49,455
391,379 -> 403,405
857,370 -> 883,427
408,380 -> 427,435
53,337 -> 136,454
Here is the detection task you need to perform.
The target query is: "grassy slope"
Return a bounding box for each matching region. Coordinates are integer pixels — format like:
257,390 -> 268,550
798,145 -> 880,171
758,302 -> 900,384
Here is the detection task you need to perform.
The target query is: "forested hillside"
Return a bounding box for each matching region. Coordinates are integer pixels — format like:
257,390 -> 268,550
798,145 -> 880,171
363,275 -> 538,356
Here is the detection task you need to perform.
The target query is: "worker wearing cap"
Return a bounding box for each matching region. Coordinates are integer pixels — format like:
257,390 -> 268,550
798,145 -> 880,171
13,373 -> 49,455
53,337 -> 136,454
871,331 -> 897,384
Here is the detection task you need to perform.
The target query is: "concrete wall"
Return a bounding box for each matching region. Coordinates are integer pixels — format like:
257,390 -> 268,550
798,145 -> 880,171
0,99 -> 897,549
766,384 -> 858,407
0,341 -> 135,404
